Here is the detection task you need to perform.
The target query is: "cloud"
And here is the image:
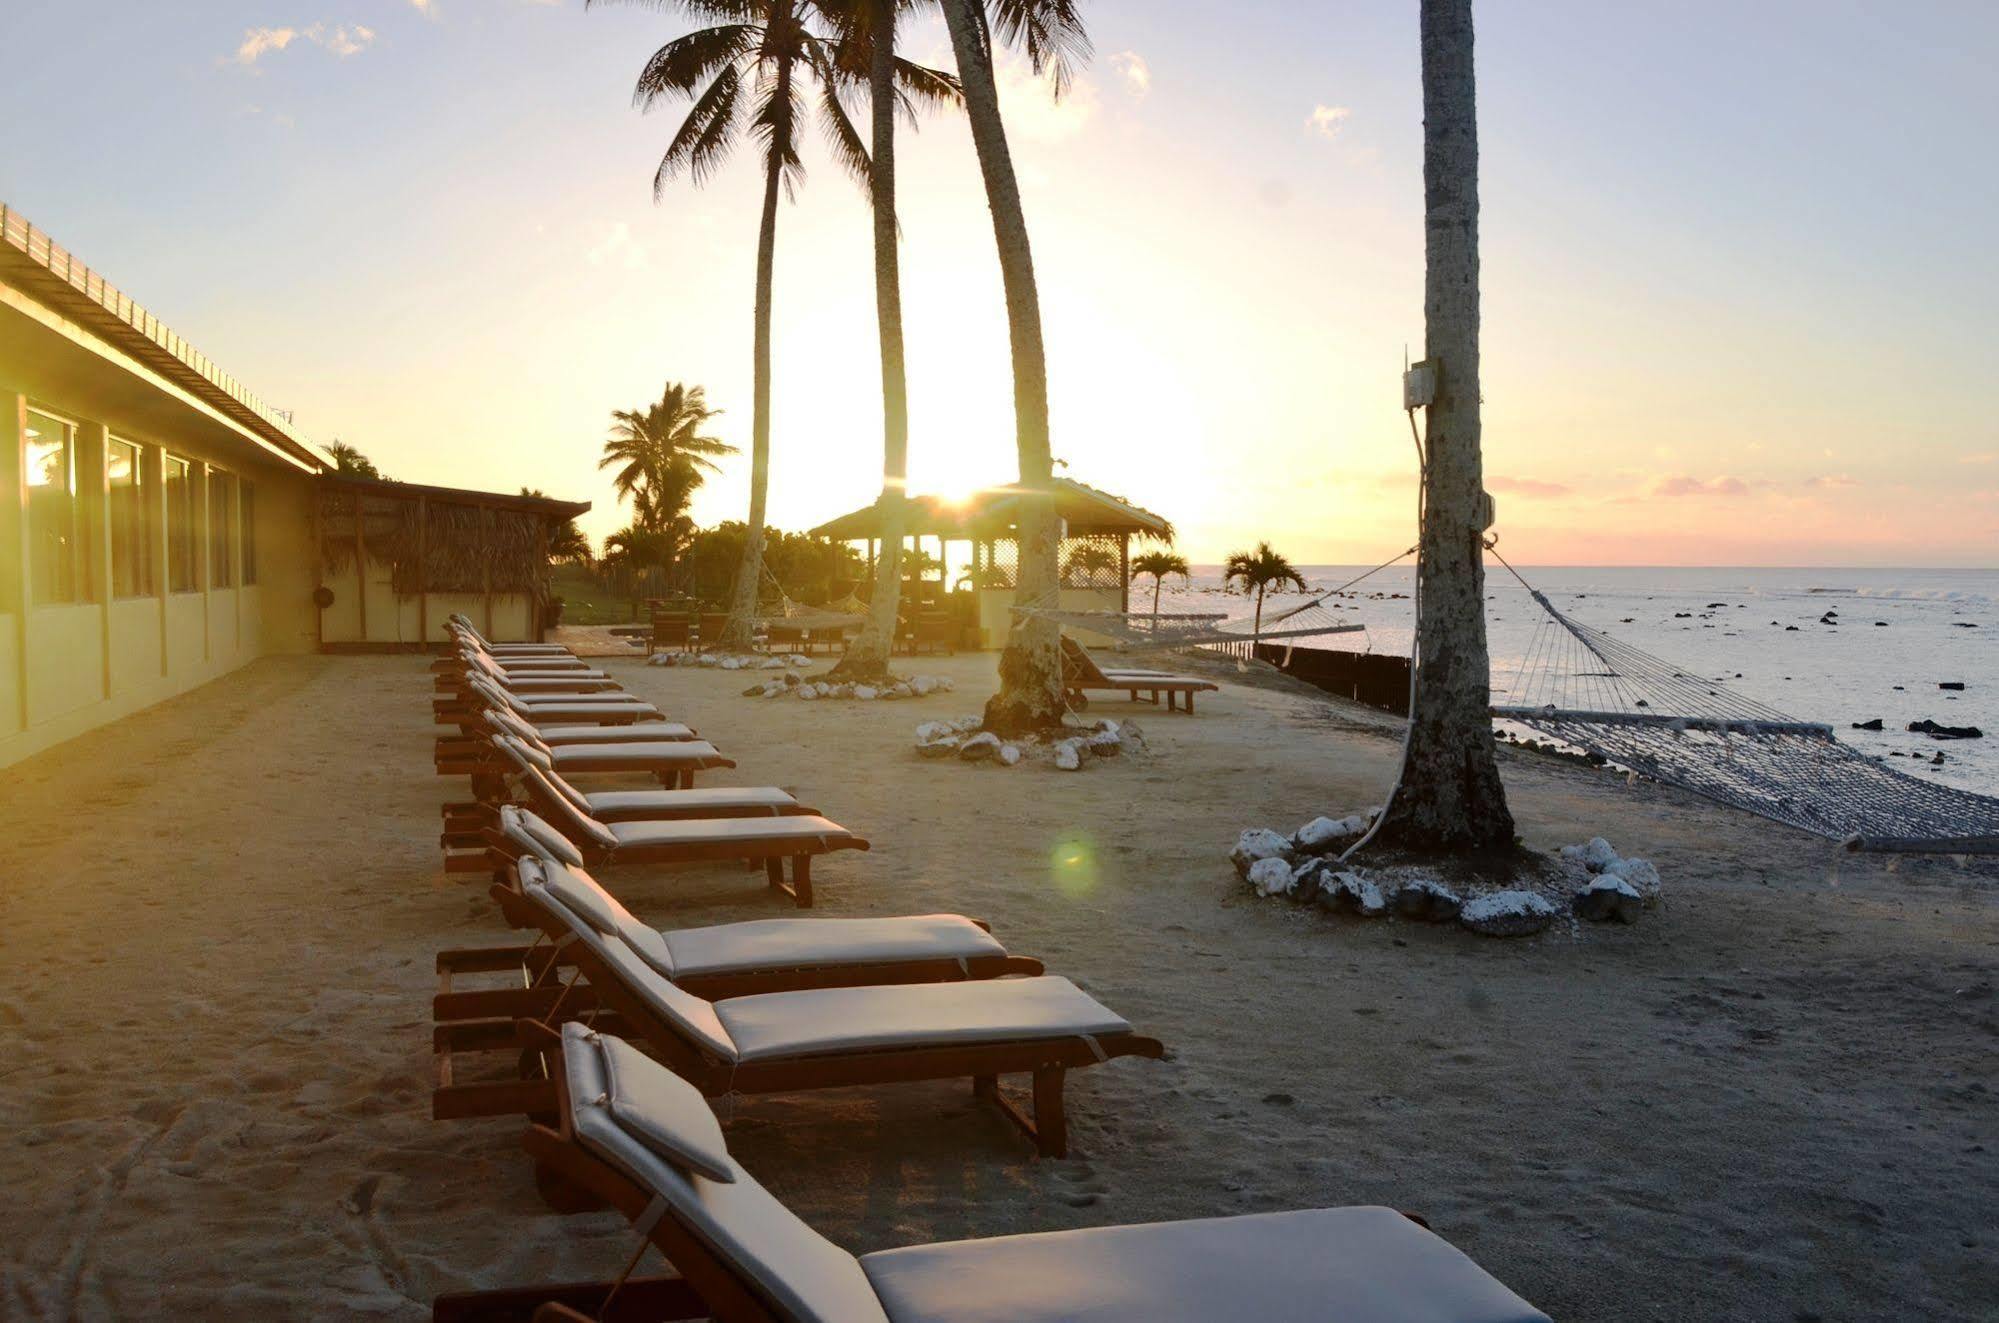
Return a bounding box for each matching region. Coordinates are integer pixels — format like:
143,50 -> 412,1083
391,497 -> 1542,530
409,0 -> 437,13
235,27 -> 300,64
1653,475 -> 1751,498
994,53 -> 1098,144
1109,51 -> 1151,99
586,222 -> 648,271
1802,474 -> 1858,490
231,22 -> 375,65
1306,104 -> 1351,139
1962,452 -> 1997,466
1487,476 -> 1571,499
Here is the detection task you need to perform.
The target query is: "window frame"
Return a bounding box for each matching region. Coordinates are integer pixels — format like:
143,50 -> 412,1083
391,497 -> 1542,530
164,453 -> 199,594
107,436 -> 153,598
238,479 -> 258,586
24,406 -> 81,606
207,466 -> 237,590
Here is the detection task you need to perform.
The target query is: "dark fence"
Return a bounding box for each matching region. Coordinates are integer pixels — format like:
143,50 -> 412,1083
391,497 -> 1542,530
1255,643 -> 1412,716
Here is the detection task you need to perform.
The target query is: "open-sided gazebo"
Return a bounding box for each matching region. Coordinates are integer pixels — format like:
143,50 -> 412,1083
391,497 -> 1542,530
809,477 -> 1172,649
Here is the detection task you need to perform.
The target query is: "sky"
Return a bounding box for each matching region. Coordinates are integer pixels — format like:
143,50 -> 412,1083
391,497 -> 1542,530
2,0 -> 1996,566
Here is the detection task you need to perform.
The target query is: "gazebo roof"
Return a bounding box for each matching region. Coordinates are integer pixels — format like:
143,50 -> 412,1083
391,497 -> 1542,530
810,477 -> 1172,542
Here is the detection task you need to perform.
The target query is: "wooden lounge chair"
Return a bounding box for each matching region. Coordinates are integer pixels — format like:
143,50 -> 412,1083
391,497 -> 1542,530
480,790 -> 861,905
1060,636 -> 1218,714
435,645 -> 598,677
432,1025 -> 1550,1323
438,742 -> 808,852
446,613 -> 572,657
433,855 -> 1044,1020
437,675 -> 663,733
440,650 -> 621,696
430,883 -> 1157,1155
445,731 -> 734,799
436,707 -> 701,773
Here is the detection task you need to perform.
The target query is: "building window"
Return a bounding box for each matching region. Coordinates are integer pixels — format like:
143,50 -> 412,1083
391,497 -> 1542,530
108,438 -> 152,597
239,480 -> 257,585
25,409 -> 78,604
208,468 -> 236,588
166,455 -> 197,592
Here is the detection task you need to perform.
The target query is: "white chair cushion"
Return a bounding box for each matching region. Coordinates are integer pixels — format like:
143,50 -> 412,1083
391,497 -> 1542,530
499,806 -> 587,869
606,815 -> 851,852
551,741 -> 724,770
714,976 -> 1129,1065
535,721 -> 697,744
534,860 -> 677,977
596,1032 -> 735,1183
663,916 -> 1004,980
514,766 -> 620,851
561,1025 -> 890,1323
530,886 -> 736,1062
859,1207 -> 1549,1323
585,786 -> 798,817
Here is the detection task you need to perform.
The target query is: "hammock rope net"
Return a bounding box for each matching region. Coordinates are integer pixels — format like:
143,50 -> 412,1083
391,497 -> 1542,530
1496,579 -> 1999,853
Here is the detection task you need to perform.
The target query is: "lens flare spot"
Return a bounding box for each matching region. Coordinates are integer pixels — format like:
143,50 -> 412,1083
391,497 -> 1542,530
1049,832 -> 1098,897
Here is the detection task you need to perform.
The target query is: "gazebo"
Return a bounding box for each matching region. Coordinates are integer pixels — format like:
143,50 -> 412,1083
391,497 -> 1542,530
809,477 -> 1173,649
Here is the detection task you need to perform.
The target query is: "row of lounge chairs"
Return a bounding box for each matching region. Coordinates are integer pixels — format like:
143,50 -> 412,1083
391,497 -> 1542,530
426,614 -> 1549,1322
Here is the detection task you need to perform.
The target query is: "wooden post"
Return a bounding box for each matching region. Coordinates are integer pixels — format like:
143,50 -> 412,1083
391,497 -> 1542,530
353,487 -> 368,642
533,516 -> 549,643
416,493 -> 429,647
310,481 -> 324,652
1118,532 -> 1130,613
481,504 -> 494,640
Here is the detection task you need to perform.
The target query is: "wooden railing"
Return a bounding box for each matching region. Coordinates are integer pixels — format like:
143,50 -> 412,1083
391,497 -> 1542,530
0,202 -> 313,450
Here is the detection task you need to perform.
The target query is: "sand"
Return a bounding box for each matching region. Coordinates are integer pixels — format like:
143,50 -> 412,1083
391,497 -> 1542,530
1,650 -> 1994,1320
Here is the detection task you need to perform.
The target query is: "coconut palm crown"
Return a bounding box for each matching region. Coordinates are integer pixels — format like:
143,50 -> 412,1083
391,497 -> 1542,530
1223,541 -> 1308,635
1131,549 -> 1190,618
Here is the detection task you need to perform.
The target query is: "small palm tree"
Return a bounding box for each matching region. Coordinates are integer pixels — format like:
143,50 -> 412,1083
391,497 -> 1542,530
1223,542 -> 1308,636
599,382 -> 733,533
1131,549 -> 1189,618
325,440 -> 385,480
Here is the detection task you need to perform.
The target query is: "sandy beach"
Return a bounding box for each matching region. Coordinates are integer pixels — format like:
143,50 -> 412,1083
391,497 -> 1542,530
2,651 -> 1995,1321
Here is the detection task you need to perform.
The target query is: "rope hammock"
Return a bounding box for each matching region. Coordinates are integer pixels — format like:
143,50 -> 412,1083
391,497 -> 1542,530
1492,560 -> 1999,854
749,562 -> 866,633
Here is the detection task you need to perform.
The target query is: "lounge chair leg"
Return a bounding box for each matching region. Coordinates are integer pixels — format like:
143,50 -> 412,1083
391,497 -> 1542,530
791,855 -> 812,908
765,858 -> 785,889
1032,1066 -> 1069,1158
972,1073 -> 998,1099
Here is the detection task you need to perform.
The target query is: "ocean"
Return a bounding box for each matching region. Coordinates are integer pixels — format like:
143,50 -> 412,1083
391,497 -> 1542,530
1159,566 -> 1998,797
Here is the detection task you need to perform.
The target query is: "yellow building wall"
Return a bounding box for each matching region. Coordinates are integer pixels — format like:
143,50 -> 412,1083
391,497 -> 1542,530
0,368 -> 320,770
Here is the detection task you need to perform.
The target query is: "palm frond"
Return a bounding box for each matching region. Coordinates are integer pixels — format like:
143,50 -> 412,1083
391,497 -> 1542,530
986,0 -> 1091,97
658,63 -> 747,192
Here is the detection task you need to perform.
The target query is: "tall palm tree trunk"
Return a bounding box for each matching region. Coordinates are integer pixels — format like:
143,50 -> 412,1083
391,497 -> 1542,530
1376,0 -> 1515,851
938,0 -> 1064,735
721,117 -> 788,650
834,10 -> 908,681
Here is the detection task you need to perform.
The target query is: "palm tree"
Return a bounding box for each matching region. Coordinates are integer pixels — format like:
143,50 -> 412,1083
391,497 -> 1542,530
594,0 -> 871,648
825,0 -> 961,682
1062,540 -> 1118,586
1131,549 -> 1189,618
936,0 -> 1089,735
1373,0 -> 1516,853
598,382 -> 734,533
1223,542 -> 1307,636
325,440 -> 385,480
